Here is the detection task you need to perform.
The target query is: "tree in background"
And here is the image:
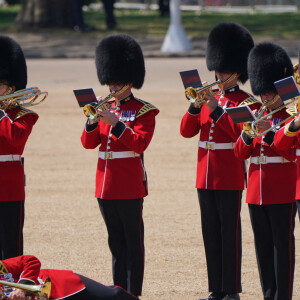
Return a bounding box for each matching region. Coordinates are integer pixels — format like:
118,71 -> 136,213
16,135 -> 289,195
15,0 -> 96,29
16,0 -> 74,28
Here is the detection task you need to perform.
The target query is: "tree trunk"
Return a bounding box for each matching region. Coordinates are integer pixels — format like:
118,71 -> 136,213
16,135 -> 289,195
16,0 -> 76,28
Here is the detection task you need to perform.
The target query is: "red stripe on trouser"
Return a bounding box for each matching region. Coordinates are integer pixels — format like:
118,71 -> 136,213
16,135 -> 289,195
235,191 -> 241,293
288,204 -> 294,300
139,199 -> 144,282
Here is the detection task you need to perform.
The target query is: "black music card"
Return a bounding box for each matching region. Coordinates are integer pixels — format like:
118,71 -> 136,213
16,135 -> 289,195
73,88 -> 97,107
226,106 -> 256,123
179,69 -> 203,89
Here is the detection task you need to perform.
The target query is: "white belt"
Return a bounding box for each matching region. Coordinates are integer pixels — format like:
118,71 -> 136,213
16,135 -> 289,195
250,156 -> 291,164
0,155 -> 21,162
198,141 -> 235,150
296,149 -> 300,156
98,151 -> 140,160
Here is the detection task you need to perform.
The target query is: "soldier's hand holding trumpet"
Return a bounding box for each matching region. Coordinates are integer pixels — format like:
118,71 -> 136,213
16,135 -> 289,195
87,95 -> 118,127
184,80 -> 219,109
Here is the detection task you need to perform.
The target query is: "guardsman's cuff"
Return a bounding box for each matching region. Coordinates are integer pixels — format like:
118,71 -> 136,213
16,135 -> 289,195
242,131 -> 254,145
188,104 -> 201,115
18,279 -> 35,285
263,131 -> 275,146
85,121 -> 98,132
210,106 -> 224,122
111,121 -> 126,138
284,119 -> 299,136
0,110 -> 6,121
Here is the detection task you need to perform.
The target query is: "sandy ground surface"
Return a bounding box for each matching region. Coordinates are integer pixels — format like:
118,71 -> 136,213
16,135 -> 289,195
21,57 -> 300,300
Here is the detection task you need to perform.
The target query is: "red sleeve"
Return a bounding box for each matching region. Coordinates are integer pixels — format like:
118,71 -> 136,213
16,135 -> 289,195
2,255 -> 41,284
214,110 -> 243,140
0,113 -> 38,147
234,133 -> 254,160
112,110 -> 158,154
271,142 -> 296,161
274,124 -> 298,151
81,123 -> 101,149
180,111 -> 201,138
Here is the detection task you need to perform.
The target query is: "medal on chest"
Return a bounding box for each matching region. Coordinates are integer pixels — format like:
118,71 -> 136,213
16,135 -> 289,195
120,110 -> 136,121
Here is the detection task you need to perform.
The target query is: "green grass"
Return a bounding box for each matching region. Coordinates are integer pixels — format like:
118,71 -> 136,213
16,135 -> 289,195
86,9 -> 300,37
0,5 -> 19,30
1,5 -> 300,37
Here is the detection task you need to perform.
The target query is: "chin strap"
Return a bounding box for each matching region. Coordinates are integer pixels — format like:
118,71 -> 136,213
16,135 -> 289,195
262,94 -> 280,110
217,73 -> 239,93
3,86 -> 13,96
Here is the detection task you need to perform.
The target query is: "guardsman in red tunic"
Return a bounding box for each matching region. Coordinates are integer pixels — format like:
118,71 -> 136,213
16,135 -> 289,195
180,23 -> 254,300
81,34 -> 159,297
274,116 -> 300,218
0,255 -> 139,299
234,43 -> 297,300
0,36 -> 38,260
274,58 -> 300,219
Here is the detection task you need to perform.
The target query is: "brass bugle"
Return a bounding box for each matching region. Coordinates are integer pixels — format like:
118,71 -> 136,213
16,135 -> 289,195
83,84 -> 129,121
248,65 -> 300,137
0,277 -> 51,299
83,93 -> 114,121
185,80 -> 220,105
0,87 -> 48,111
250,96 -> 300,137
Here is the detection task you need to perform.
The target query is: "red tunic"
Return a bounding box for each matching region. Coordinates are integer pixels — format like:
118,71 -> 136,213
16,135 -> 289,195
234,109 -> 296,205
0,108 -> 38,201
1,255 -> 85,300
81,96 -> 159,199
180,89 -> 251,190
274,122 -> 300,199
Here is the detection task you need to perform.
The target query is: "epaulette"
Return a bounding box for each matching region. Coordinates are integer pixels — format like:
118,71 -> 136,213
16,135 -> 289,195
135,98 -> 158,119
286,104 -> 298,117
238,93 -> 260,107
0,261 -> 8,274
14,107 -> 38,121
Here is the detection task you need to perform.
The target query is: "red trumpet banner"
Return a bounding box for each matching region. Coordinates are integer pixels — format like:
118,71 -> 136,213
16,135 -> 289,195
179,69 -> 203,89
274,76 -> 300,102
73,88 -> 97,107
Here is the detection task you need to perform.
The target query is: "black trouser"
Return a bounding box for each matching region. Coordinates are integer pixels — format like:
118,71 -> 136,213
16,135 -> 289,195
158,0 -> 170,16
197,189 -> 242,294
101,0 -> 116,28
69,274 -> 138,299
98,199 -> 144,296
0,201 -> 24,260
72,0 -> 84,29
249,203 -> 296,300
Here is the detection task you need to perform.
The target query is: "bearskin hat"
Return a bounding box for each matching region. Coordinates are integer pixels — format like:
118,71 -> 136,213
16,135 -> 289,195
0,36 -> 27,91
206,22 -> 254,84
95,34 -> 145,89
248,42 -> 293,95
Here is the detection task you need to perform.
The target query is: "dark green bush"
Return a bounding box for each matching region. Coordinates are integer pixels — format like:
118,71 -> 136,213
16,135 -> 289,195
6,0 -> 21,5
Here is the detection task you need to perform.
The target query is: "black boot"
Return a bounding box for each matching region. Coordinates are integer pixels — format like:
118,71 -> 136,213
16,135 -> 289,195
222,294 -> 240,300
199,292 -> 225,300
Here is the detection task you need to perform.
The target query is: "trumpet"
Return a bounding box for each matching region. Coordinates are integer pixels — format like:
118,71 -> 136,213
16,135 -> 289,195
0,277 -> 51,299
238,64 -> 300,137
0,87 -> 48,111
242,95 -> 300,138
83,84 -> 129,121
185,80 -> 220,106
